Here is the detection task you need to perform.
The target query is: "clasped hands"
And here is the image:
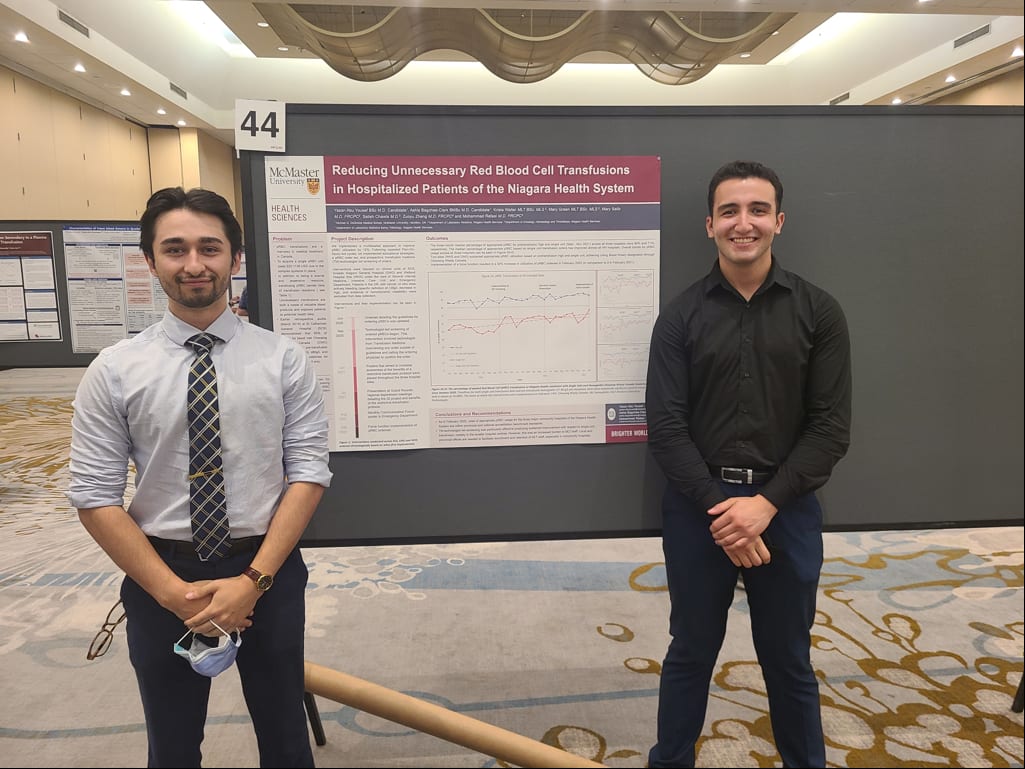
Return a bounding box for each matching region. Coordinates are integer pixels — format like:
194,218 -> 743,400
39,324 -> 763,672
707,494 -> 778,568
168,577 -> 257,636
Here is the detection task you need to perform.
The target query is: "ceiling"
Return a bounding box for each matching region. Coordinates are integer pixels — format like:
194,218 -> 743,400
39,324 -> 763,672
0,0 -> 1021,147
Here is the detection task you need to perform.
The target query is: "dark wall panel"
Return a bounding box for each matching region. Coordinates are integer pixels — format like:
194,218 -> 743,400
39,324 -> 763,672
243,105 -> 1023,543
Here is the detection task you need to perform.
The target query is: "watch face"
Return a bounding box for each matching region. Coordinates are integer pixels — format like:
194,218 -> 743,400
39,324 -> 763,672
245,567 -> 273,591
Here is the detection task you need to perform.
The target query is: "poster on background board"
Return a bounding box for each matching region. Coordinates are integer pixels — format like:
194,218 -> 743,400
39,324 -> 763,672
264,154 -> 660,451
62,225 -> 165,353
0,231 -> 61,342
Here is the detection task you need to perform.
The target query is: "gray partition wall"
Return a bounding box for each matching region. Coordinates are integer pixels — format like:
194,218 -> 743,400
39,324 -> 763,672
253,105 -> 1018,543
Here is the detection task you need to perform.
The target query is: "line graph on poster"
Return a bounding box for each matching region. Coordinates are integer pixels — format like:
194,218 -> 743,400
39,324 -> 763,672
429,270 -> 596,384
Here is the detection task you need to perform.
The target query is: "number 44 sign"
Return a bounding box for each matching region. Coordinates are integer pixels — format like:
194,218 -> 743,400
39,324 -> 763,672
234,99 -> 286,152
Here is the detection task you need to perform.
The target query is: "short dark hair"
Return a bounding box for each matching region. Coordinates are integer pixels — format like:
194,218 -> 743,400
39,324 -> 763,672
139,187 -> 243,259
707,161 -> 783,216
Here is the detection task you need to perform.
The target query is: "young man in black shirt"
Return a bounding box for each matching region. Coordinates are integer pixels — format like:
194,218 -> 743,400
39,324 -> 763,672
645,160 -> 852,768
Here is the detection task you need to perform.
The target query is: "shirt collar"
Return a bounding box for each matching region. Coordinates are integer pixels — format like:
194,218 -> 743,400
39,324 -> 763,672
703,255 -> 793,297
161,306 -> 241,347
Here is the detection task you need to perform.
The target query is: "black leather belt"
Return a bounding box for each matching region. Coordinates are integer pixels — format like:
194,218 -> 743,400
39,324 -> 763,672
708,465 -> 774,484
148,535 -> 264,561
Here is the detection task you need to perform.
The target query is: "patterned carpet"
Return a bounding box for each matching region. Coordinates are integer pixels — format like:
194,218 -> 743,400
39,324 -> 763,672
0,368 -> 1022,768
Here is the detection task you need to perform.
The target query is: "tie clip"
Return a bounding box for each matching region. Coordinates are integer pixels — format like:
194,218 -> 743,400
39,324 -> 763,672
188,470 -> 220,480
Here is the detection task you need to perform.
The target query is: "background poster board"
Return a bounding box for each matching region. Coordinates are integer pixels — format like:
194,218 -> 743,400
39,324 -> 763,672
0,221 -> 138,367
240,105 -> 1024,544
241,105 -> 1022,544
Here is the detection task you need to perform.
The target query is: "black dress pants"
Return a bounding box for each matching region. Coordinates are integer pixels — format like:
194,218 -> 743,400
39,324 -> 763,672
121,546 -> 313,768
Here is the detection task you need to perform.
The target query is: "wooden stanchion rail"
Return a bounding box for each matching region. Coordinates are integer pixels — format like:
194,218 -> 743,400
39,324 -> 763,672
305,661 -> 606,768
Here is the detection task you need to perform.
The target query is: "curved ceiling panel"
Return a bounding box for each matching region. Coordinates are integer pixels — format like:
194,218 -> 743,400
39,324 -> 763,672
256,4 -> 795,84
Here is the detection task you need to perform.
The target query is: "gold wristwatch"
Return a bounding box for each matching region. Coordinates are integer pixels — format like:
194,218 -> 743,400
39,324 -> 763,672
242,566 -> 274,592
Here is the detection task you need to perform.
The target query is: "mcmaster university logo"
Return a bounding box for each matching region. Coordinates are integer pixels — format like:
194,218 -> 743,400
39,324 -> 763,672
268,164 -> 321,195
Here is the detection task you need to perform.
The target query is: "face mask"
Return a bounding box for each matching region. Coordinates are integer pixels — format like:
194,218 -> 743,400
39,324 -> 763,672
173,621 -> 241,677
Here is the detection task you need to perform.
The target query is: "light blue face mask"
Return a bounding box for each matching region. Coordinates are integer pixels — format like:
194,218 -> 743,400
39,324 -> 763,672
173,621 -> 241,677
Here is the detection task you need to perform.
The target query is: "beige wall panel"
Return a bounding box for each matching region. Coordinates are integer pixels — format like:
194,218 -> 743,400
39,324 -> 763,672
129,124 -> 154,205
232,161 -> 245,237
109,122 -> 153,218
80,103 -> 115,218
51,92 -> 89,219
197,129 -> 239,210
3,64 -> 153,221
179,128 -> 202,190
933,68 -> 1024,106
11,74 -> 60,219
0,70 -> 25,217
148,127 -> 184,191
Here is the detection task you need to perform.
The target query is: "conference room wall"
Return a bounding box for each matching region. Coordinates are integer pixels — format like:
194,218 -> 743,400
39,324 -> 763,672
0,64 -> 239,220
1,60 -> 1019,221
0,68 -> 149,220
143,124 -> 242,225
930,67 -> 1023,106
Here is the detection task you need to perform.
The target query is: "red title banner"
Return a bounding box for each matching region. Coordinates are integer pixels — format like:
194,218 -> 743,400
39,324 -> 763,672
324,155 -> 660,205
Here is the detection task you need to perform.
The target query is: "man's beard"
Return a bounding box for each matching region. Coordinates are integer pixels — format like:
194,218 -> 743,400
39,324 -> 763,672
164,274 -> 229,308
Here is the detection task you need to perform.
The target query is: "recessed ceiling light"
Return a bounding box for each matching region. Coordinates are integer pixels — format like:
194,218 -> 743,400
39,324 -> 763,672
1013,45 -> 1024,58
739,52 -> 752,59
945,74 -> 956,83
277,46 -> 289,52
891,97 -> 902,105
177,119 -> 186,126
74,63 -> 86,73
257,21 -> 269,28
120,88 -> 131,96
157,107 -> 167,115
14,31 -> 29,43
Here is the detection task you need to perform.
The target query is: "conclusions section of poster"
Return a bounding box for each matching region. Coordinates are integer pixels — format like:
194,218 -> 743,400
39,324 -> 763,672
265,155 -> 659,451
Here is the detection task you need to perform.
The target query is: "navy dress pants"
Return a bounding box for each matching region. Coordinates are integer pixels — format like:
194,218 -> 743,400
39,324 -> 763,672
647,482 -> 825,768
120,547 -> 314,768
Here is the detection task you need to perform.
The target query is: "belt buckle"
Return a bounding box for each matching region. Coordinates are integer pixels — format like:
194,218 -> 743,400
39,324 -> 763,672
721,466 -> 752,485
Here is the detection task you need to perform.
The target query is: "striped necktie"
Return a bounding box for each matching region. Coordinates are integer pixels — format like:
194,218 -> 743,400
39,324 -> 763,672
185,332 -> 231,561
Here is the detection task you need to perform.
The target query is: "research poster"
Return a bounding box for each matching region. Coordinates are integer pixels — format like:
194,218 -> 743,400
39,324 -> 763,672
63,225 -> 165,353
265,155 -> 660,451
0,231 -> 61,342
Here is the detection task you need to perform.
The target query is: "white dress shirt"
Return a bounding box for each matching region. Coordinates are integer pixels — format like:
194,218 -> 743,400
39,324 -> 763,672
67,308 -> 332,540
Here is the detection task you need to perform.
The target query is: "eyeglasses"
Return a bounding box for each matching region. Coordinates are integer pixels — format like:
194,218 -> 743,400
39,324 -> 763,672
87,599 -> 126,660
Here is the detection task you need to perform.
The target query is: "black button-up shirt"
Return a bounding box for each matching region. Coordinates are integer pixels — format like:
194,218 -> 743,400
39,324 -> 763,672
645,257 -> 852,511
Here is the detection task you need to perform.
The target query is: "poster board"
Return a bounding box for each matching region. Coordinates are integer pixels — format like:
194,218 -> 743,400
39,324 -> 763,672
241,105 -> 1024,543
